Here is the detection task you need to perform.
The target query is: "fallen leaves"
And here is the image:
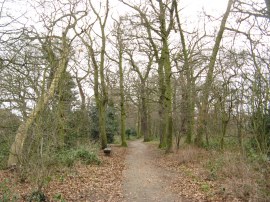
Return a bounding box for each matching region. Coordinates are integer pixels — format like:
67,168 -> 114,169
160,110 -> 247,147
149,143 -> 267,202
1,142 -> 268,202
0,145 -> 127,202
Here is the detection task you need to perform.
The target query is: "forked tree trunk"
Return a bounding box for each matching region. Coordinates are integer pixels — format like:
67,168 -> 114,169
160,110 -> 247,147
195,0 -> 234,147
8,47 -> 69,166
158,1 -> 174,153
175,2 -> 195,144
89,0 -> 109,149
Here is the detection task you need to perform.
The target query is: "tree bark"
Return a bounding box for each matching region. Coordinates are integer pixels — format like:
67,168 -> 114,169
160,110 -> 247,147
119,37 -> 127,147
175,2 -> 195,144
195,0 -> 234,147
8,41 -> 70,166
140,81 -> 150,142
88,0 -> 109,149
158,1 -> 174,153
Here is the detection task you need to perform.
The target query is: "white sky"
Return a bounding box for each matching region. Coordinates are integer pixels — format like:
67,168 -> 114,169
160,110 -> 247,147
110,0 -> 229,21
182,0 -> 228,15
3,0 -> 230,30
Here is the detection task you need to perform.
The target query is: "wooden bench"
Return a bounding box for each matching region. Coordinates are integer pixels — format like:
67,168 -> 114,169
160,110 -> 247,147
103,147 -> 111,156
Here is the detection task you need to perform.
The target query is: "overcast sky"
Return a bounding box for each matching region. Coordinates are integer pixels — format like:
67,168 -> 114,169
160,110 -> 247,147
3,0 -> 230,29
110,0 -> 229,19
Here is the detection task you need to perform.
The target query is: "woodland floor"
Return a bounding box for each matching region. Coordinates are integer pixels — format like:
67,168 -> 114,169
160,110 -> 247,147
0,139 -> 269,201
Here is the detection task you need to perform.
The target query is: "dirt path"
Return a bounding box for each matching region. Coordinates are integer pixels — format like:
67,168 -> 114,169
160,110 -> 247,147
122,140 -> 186,202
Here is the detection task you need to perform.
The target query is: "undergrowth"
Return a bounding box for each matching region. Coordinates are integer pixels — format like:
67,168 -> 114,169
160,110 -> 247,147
0,179 -> 20,201
56,146 -> 101,167
170,141 -> 270,201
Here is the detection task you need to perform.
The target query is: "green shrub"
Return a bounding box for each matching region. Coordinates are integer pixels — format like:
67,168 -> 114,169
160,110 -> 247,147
56,147 -> 100,167
53,193 -> 66,202
201,182 -> 211,193
56,149 -> 75,167
202,139 -> 220,150
27,190 -> 48,202
75,148 -> 101,165
125,128 -> 137,139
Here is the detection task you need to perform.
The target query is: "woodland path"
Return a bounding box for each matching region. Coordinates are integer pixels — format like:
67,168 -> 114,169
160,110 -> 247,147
122,139 -> 187,202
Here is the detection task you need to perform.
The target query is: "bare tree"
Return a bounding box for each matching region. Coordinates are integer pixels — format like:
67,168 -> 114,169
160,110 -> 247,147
195,0 -> 234,146
75,0 -> 110,149
121,0 -> 176,152
126,44 -> 153,142
8,0 -> 86,166
108,16 -> 128,147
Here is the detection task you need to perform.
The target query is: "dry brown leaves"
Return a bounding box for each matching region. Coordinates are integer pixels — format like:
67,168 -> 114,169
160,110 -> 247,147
148,144 -> 245,202
0,145 -> 127,202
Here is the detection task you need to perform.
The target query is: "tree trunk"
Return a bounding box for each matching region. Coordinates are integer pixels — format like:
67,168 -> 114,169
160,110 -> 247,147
164,44 -> 173,153
99,102 -> 107,149
141,82 -> 150,142
8,45 -> 69,166
220,120 -> 229,151
175,3 -> 195,144
158,1 -> 173,153
158,51 -> 167,148
137,108 -> 141,138
119,42 -> 127,147
76,77 -> 86,111
88,0 -> 109,149
195,0 -> 234,147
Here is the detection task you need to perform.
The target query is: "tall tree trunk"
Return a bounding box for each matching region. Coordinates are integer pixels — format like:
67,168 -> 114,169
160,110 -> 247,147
76,77 -> 86,111
175,2 -> 194,144
220,119 -> 229,151
158,1 -> 174,153
99,102 -> 107,149
120,0 -> 175,151
88,0 -> 109,149
119,41 -> 127,147
91,46 -> 108,149
126,49 -> 152,142
195,0 -> 234,147
99,29 -> 108,149
163,43 -> 173,153
8,44 -> 70,166
137,107 -> 141,138
158,58 -> 166,148
141,81 -> 150,142
146,83 -> 152,140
